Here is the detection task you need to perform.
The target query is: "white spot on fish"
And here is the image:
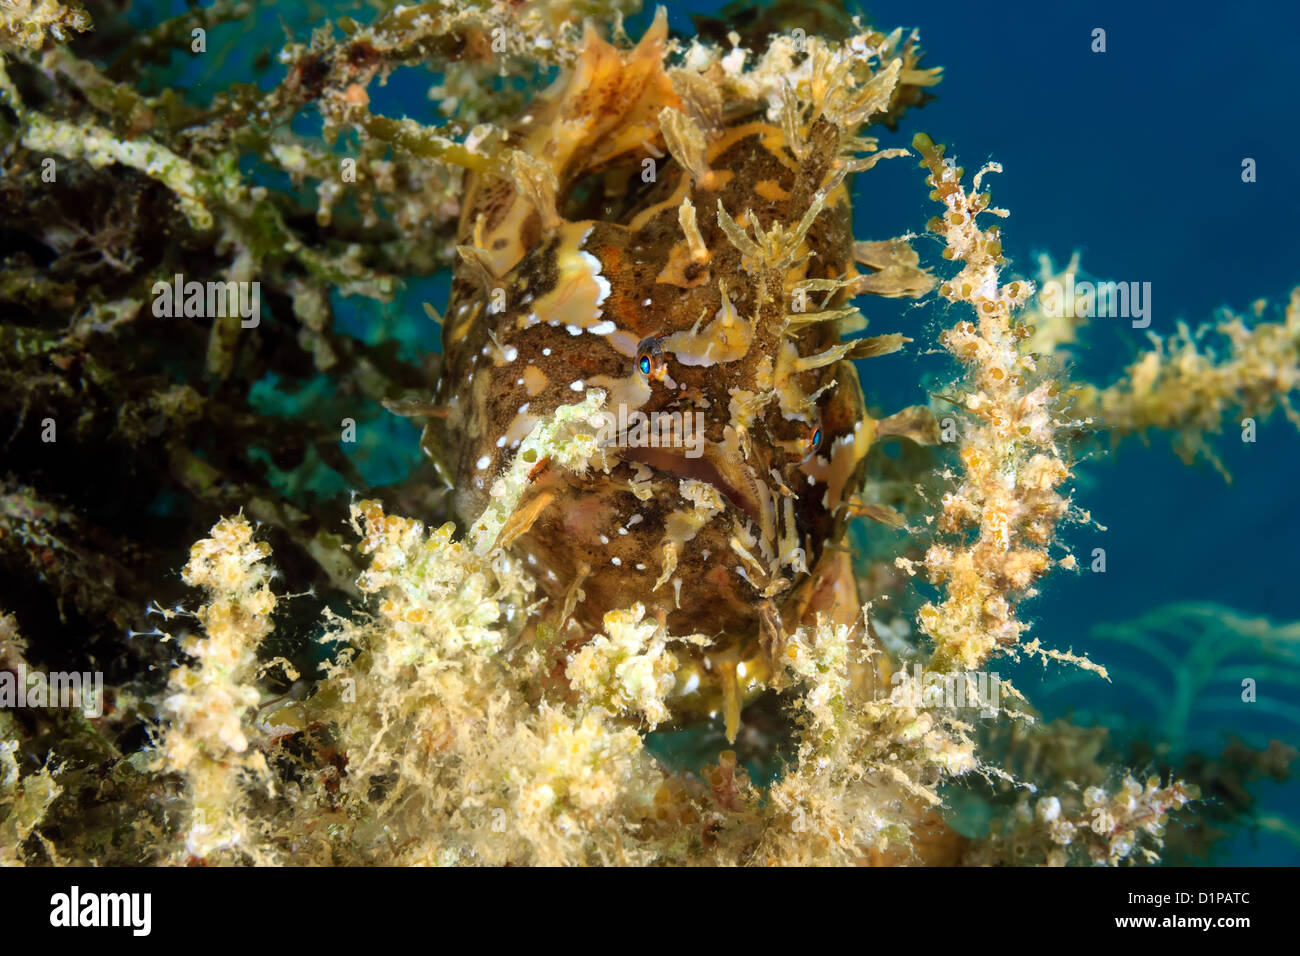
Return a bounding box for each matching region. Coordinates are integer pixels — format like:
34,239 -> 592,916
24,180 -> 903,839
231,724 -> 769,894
579,251 -> 611,307
570,380 -> 585,391
476,455 -> 491,470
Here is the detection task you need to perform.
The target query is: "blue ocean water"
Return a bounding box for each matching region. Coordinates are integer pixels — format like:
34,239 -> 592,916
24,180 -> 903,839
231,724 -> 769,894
134,0 -> 1298,862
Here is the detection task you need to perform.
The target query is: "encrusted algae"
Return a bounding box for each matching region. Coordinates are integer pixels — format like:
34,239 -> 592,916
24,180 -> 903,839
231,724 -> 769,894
566,604 -> 707,728
156,515 -> 280,863
124,489 -> 1189,866
971,774 -> 1198,867
0,738 -> 61,866
895,135 -> 1091,677
1,2 -> 1296,867
1076,288 -> 1300,476
19,113 -> 218,229
142,502 -> 988,865
1,620 -> 61,865
756,613 -> 976,864
0,0 -> 90,52
1012,256 -> 1300,477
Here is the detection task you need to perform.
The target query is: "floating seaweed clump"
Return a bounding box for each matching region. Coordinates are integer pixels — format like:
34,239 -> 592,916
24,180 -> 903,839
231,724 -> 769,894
1,1 -> 1297,866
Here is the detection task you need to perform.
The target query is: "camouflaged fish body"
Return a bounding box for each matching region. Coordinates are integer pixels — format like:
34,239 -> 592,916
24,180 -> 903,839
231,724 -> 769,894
428,15 -> 935,727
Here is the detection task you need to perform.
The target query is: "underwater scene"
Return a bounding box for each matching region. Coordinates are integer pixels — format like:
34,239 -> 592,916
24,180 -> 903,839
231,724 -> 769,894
0,0 -> 1297,870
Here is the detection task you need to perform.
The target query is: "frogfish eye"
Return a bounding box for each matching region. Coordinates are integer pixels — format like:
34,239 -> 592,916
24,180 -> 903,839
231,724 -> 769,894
635,337 -> 665,381
801,422 -> 824,463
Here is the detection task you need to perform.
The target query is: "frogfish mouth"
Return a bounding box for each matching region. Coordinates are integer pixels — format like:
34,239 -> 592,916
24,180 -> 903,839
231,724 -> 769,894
425,13 -> 939,739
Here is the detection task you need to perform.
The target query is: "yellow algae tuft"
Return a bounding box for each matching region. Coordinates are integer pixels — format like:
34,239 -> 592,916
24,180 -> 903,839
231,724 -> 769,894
896,134 -> 1085,675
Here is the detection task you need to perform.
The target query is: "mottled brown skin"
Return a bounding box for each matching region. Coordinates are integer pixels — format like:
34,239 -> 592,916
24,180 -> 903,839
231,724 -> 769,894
427,21 -> 885,721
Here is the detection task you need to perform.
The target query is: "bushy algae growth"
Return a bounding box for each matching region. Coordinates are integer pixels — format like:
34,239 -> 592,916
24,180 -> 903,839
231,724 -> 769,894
1,1 -> 1297,865
1076,289 -> 1300,477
